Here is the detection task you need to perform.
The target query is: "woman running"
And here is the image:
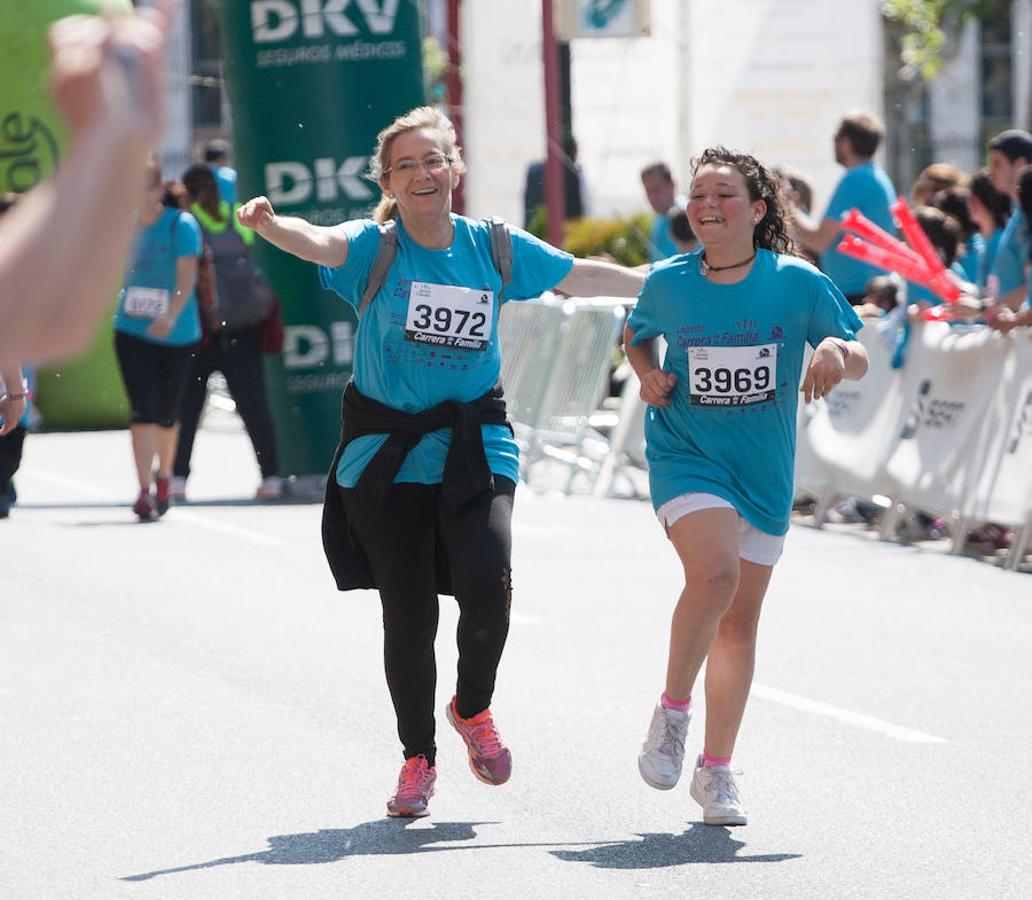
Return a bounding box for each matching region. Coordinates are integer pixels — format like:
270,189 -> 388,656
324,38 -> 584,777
238,105 -> 644,817
113,156 -> 202,520
626,147 -> 868,826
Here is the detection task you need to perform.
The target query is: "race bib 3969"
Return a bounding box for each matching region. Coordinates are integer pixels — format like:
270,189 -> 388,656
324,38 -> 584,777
688,343 -> 778,407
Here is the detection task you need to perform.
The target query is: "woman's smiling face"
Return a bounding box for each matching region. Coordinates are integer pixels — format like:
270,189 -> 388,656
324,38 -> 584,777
382,127 -> 457,221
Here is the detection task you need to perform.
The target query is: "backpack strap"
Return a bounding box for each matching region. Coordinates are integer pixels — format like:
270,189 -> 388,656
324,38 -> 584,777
359,220 -> 398,315
485,216 -> 513,302
358,217 -> 511,314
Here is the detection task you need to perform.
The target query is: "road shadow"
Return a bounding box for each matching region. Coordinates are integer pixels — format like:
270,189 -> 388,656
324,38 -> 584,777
120,819 -> 613,882
551,824 -> 802,870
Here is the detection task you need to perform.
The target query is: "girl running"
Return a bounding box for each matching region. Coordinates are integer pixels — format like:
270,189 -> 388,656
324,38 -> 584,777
626,147 -> 868,826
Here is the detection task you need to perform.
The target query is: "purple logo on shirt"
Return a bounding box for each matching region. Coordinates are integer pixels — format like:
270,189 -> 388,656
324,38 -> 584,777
770,325 -> 784,340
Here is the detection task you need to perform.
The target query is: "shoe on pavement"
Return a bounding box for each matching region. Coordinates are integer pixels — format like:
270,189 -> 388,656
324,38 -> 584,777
154,476 -> 171,516
690,754 -> 748,826
386,755 -> 436,818
132,490 -> 155,522
638,703 -> 691,790
256,475 -> 282,500
170,476 -> 187,501
446,697 -> 512,785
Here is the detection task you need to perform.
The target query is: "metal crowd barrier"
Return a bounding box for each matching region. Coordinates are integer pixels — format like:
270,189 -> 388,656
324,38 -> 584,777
795,320 -> 1032,570
498,294 -> 625,492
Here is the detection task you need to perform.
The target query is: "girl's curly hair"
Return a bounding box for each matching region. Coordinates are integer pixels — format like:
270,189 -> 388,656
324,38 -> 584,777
692,146 -> 798,256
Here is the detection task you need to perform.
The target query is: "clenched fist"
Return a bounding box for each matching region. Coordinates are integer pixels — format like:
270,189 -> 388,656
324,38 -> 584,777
237,196 -> 276,233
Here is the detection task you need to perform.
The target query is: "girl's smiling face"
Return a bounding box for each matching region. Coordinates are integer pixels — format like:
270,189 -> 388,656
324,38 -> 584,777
687,163 -> 766,249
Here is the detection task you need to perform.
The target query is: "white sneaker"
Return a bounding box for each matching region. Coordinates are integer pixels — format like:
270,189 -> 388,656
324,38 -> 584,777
638,703 -> 691,790
690,755 -> 748,826
169,476 -> 187,501
256,476 -> 282,499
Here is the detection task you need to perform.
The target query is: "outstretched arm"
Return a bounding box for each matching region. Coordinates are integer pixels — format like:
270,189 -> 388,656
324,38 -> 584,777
0,8 -> 171,363
237,196 -> 349,268
555,258 -> 646,298
789,207 -> 841,255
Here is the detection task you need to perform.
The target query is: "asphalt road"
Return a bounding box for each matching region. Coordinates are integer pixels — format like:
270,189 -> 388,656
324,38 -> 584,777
2,421 -> 1030,900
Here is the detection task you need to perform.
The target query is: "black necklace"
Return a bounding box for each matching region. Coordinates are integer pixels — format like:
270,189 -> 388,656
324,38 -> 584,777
700,251 -> 756,275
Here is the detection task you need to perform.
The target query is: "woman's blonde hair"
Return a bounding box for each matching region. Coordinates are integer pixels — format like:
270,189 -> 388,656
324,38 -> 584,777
369,105 -> 466,223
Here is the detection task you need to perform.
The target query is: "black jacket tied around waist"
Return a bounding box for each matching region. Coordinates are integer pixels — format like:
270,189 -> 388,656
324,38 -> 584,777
321,380 -> 512,593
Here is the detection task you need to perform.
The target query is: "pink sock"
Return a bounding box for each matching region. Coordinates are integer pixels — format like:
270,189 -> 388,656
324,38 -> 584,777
661,691 -> 691,712
702,750 -> 732,768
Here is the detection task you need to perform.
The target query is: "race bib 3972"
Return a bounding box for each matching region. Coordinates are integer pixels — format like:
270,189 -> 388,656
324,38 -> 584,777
404,281 -> 494,351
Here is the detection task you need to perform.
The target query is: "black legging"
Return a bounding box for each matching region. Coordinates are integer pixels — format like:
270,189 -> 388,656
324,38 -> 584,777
0,425 -> 25,497
174,327 -> 279,480
340,476 -> 516,767
114,331 -> 196,427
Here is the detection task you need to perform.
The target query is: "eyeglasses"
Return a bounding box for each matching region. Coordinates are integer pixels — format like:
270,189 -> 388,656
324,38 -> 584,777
386,154 -> 452,177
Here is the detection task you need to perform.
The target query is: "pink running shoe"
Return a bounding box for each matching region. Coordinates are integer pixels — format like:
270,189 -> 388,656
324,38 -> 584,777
154,476 -> 170,517
132,490 -> 155,522
386,755 -> 436,818
446,697 -> 512,785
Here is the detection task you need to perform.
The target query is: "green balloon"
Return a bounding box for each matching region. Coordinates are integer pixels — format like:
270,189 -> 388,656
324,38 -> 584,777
1,0 -> 133,429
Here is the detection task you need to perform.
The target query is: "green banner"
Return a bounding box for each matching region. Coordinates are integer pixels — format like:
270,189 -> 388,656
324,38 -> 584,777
1,0 -> 132,429
217,0 -> 426,476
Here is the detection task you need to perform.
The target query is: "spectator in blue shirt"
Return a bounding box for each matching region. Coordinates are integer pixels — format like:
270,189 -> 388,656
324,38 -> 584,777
641,161 -> 685,262
789,111 -> 897,303
204,138 -> 237,207
966,168 -> 1012,289
990,164 -> 1032,333
986,129 -> 1032,314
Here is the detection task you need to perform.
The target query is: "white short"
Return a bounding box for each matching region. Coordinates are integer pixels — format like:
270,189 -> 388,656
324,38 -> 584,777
655,492 -> 785,566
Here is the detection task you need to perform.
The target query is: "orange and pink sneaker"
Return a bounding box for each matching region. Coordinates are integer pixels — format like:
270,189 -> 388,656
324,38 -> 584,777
446,697 -> 512,785
386,755 -> 436,818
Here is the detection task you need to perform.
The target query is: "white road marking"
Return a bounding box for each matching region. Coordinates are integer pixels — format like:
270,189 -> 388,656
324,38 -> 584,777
750,682 -> 948,744
23,467 -> 284,547
22,468 -> 109,499
163,509 -> 284,547
509,611 -> 543,626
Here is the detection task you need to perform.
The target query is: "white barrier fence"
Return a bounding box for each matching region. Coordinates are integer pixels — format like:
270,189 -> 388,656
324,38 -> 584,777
498,301 -> 1032,570
498,294 -> 626,492
796,321 -> 1032,569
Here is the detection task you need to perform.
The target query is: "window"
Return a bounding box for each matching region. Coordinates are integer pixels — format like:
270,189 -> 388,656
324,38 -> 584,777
980,11 -> 1012,149
192,0 -> 224,129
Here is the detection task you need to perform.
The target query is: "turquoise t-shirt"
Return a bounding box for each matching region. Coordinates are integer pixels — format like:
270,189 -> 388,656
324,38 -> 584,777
213,165 -> 237,207
114,207 -> 202,346
990,210 -> 1030,296
626,249 -> 863,535
648,194 -> 687,262
820,161 -> 897,296
319,215 -> 574,488
649,214 -> 679,262
977,228 -> 1003,289
959,232 -> 984,284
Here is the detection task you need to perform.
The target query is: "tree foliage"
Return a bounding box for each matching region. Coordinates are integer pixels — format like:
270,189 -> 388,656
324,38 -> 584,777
881,0 -> 1012,81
